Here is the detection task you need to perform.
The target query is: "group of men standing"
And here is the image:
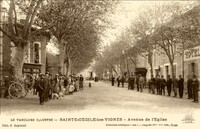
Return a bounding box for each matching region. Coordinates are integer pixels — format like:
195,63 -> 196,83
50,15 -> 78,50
148,74 -> 199,103
111,74 -> 199,103
34,73 -> 84,105
149,75 -> 184,97
112,74 -> 145,92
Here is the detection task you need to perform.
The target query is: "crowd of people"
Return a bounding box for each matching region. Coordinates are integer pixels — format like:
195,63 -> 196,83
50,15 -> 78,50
33,73 -> 84,105
111,74 -> 199,103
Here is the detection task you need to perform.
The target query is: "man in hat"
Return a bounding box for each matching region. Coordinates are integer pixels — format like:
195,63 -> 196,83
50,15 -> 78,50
129,75 -> 135,90
192,75 -> 199,103
178,75 -> 184,98
166,75 -> 172,96
187,75 -> 193,99
79,74 -> 84,90
37,74 -> 46,105
111,75 -> 115,86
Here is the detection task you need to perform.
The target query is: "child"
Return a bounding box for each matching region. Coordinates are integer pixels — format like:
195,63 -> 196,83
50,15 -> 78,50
89,81 -> 91,88
69,82 -> 75,95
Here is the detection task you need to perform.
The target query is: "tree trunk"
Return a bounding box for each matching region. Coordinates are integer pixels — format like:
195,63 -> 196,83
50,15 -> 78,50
148,52 -> 154,77
66,52 -> 71,76
149,57 -> 154,77
10,45 -> 27,80
58,40 -> 66,75
170,61 -> 175,79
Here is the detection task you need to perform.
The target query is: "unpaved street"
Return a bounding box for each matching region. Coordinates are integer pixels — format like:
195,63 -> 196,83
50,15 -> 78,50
1,81 -> 200,129
1,81 -> 199,115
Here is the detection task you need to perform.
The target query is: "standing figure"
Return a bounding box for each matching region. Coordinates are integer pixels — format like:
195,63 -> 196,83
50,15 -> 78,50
136,75 -> 139,91
117,76 -> 120,87
160,75 -> 166,95
138,74 -> 144,92
121,75 -> 125,88
129,75 -> 135,90
155,75 -> 161,95
111,75 -> 115,86
172,76 -> 178,97
178,75 -> 184,99
128,75 -> 131,90
187,75 -> 193,99
79,74 -> 84,90
149,75 -> 155,94
44,73 -> 50,102
37,74 -> 46,105
192,75 -> 199,103
54,74 -> 60,95
166,75 -> 172,96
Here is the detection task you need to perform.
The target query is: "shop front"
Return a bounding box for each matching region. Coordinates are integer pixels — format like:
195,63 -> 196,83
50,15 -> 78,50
184,45 -> 200,78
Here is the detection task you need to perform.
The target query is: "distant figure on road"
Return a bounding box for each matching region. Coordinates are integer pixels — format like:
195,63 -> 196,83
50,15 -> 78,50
121,75 -> 125,88
117,76 -> 120,87
187,75 -> 193,99
155,75 -> 161,95
160,75 -> 166,95
89,81 -> 92,88
128,75 -> 135,90
111,75 -> 115,86
166,75 -> 172,96
138,74 -> 144,92
136,75 -> 139,91
191,75 -> 199,103
79,74 -> 84,90
149,75 -> 155,94
178,75 -> 184,99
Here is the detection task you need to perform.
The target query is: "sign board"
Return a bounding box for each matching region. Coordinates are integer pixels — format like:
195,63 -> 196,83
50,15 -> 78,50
184,45 -> 200,61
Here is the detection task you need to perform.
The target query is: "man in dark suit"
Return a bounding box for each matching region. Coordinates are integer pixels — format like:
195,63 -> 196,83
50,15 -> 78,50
136,75 -> 139,91
37,74 -> 46,105
44,73 -> 50,102
79,74 -> 84,90
117,76 -> 120,87
166,75 -> 172,96
128,75 -> 135,90
155,75 -> 161,95
192,75 -> 199,103
121,75 -> 125,88
111,75 -> 115,86
160,75 -> 166,95
187,75 -> 193,99
149,75 -> 155,94
178,75 -> 184,98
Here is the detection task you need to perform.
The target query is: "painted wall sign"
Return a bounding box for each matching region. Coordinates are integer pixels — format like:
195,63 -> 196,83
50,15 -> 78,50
184,46 -> 200,61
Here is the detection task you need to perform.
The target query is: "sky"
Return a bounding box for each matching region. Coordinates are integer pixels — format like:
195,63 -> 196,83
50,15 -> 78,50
100,1 -> 156,46
100,0 -> 197,47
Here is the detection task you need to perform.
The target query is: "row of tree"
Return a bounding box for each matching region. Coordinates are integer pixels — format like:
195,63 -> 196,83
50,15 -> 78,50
0,0 -> 117,79
93,1 -> 200,79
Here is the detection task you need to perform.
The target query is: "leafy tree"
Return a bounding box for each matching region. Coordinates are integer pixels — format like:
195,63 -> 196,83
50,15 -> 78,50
0,0 -> 44,79
37,0 -> 116,75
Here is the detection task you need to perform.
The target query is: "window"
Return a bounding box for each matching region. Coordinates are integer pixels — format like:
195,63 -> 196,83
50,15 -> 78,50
191,63 -> 195,75
34,43 -> 40,63
165,65 -> 169,77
